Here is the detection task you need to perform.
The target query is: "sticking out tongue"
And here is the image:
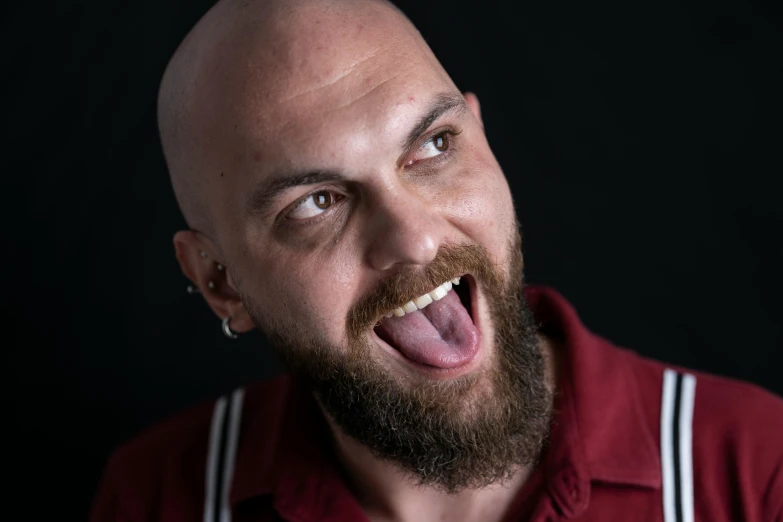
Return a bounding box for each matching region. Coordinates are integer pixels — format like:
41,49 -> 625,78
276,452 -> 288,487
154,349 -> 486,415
374,289 -> 479,369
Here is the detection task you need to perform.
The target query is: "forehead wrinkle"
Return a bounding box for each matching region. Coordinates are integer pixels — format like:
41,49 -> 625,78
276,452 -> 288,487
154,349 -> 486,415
252,70 -> 457,171
333,70 -> 404,111
279,41 -> 398,105
246,53 -> 417,149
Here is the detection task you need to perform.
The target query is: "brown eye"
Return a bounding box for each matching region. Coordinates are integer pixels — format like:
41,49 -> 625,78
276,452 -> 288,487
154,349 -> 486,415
433,133 -> 449,151
287,190 -> 341,220
407,131 -> 455,165
313,191 -> 332,209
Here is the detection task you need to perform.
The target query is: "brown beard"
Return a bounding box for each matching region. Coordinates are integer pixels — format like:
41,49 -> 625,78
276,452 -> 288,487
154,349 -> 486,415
246,230 -> 553,493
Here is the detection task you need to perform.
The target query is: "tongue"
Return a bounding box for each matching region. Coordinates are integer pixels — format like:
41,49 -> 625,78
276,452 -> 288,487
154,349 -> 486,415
374,289 -> 479,369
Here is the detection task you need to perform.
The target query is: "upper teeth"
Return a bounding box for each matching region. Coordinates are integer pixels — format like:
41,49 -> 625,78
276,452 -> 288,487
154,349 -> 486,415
384,277 -> 461,318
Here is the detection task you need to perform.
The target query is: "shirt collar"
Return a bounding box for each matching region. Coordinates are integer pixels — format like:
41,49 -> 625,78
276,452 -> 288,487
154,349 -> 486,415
230,376 -> 365,520
524,285 -> 661,516
230,285 -> 662,513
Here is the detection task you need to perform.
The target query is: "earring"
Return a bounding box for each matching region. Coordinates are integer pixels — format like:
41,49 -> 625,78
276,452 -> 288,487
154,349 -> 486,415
208,281 -> 215,290
200,250 -> 208,258
216,263 -> 224,271
222,316 -> 239,339
186,285 -> 201,294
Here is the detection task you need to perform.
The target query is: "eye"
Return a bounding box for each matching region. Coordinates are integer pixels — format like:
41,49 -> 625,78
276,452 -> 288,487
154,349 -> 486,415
407,131 -> 452,165
287,190 -> 341,220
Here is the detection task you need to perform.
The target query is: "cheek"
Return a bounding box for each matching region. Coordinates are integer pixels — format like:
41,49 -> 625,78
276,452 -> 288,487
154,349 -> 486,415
237,239 -> 358,341
442,147 -> 516,259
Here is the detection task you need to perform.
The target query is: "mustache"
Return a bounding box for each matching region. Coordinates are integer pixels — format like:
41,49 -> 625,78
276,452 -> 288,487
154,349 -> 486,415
346,242 -> 503,337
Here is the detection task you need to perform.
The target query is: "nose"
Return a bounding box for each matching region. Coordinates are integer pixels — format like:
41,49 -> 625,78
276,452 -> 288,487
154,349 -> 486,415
364,186 -> 447,271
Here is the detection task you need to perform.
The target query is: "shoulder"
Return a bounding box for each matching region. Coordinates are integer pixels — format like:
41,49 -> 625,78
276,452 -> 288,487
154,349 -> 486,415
108,375 -> 292,483
684,369 -> 783,518
687,369 -> 783,439
620,346 -> 783,520
90,375 -> 292,522
623,347 -> 783,441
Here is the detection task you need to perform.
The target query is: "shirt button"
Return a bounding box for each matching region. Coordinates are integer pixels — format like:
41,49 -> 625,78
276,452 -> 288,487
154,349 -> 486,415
549,465 -> 590,518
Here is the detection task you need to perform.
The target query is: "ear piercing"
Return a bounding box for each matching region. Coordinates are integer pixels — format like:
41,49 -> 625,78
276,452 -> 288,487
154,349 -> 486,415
185,251 -> 227,294
190,252 -> 241,339
185,280 -> 216,294
222,316 -> 239,339
202,251 -> 225,274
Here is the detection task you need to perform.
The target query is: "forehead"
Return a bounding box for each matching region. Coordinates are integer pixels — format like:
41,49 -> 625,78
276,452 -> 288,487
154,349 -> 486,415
222,8 -> 455,167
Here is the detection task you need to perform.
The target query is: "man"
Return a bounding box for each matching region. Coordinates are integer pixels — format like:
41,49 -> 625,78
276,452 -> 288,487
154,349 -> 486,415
91,0 -> 783,520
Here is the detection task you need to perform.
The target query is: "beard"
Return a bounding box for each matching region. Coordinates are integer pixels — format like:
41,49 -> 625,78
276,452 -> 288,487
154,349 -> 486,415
244,229 -> 553,493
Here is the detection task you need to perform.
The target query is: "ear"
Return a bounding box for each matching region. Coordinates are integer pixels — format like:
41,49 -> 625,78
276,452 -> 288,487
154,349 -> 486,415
464,91 -> 483,128
173,230 -> 255,333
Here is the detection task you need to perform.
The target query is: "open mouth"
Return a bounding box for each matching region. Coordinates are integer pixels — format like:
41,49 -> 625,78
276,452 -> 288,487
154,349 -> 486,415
372,274 -> 480,371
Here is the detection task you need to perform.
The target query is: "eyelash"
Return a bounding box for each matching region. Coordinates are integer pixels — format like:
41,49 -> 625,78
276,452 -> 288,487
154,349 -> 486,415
405,128 -> 462,169
280,127 -> 462,226
280,188 -> 345,226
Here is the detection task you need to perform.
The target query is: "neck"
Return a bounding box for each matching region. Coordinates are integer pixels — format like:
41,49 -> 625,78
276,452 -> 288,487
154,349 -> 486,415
321,334 -> 560,522
333,430 -> 532,522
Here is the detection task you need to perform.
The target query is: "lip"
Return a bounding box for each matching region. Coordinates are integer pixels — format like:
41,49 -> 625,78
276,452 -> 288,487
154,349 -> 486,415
369,273 -> 484,380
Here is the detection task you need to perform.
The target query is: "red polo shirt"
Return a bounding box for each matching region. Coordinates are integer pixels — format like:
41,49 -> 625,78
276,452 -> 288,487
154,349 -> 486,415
91,286 -> 783,521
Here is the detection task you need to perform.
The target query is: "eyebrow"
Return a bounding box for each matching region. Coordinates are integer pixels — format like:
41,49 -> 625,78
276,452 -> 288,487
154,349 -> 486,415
401,91 -> 469,152
246,91 -> 469,218
247,170 -> 344,217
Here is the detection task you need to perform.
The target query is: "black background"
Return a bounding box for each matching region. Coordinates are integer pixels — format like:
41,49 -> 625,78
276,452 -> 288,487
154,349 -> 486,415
4,0 -> 781,518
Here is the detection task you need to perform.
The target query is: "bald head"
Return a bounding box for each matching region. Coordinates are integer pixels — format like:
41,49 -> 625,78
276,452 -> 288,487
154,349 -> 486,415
158,0 -> 447,241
